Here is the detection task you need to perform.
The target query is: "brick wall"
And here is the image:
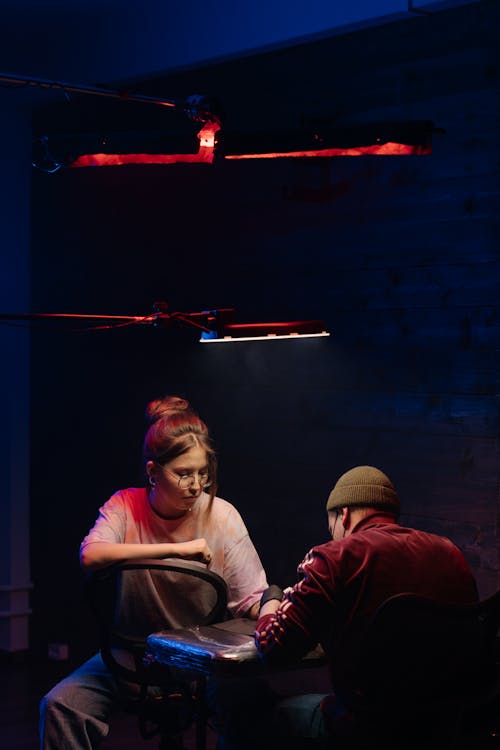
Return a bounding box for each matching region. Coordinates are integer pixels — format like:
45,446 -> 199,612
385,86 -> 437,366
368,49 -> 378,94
31,0 -> 498,657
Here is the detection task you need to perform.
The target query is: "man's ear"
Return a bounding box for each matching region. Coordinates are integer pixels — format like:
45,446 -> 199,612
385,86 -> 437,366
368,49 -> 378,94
342,506 -> 351,530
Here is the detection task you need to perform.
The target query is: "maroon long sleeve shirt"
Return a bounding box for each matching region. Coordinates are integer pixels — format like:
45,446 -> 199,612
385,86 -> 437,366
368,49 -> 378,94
255,513 -> 477,712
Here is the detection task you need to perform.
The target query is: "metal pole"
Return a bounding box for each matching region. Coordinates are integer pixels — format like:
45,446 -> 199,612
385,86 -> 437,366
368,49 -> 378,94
0,72 -> 177,109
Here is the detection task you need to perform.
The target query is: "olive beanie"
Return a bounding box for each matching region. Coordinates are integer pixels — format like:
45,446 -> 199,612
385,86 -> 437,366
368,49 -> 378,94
326,465 -> 400,516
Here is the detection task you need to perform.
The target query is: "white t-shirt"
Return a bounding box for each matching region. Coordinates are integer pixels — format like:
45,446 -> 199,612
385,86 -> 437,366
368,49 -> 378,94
81,488 -> 268,632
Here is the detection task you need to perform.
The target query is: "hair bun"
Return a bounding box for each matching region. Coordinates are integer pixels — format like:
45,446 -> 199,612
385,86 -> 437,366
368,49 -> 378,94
146,396 -> 192,425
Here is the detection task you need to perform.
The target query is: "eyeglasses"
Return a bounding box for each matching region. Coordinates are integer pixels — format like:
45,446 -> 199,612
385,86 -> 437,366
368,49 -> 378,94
159,464 -> 211,490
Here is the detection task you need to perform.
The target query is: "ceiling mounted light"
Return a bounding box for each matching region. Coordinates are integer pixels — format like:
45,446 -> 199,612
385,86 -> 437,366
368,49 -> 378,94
199,309 -> 329,343
221,120 -> 435,160
68,121 -> 220,167
10,70 -> 436,170
64,120 -> 433,168
0,303 -> 330,343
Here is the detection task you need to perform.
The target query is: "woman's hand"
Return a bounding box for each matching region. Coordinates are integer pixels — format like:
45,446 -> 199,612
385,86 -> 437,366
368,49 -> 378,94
175,538 -> 213,564
80,539 -> 214,570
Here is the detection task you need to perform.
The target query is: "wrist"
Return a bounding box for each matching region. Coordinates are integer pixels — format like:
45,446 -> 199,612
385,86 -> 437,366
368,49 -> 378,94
260,584 -> 284,609
260,599 -> 281,617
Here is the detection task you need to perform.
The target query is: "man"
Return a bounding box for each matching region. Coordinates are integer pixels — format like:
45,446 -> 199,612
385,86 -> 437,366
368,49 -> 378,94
255,465 -> 478,743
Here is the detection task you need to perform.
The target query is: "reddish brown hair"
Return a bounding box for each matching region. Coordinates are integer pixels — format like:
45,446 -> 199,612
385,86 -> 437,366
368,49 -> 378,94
143,396 -> 217,502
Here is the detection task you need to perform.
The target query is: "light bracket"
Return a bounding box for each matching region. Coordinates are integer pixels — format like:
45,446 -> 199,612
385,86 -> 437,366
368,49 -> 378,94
0,304 -> 330,342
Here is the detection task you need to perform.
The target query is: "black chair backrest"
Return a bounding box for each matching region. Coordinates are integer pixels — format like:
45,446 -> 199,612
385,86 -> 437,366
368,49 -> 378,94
86,558 -> 228,684
353,590 -> 500,712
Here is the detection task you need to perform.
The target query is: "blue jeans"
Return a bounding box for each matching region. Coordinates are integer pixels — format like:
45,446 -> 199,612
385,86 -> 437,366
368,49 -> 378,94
40,653 -> 283,750
40,653 -> 198,749
274,693 -> 330,739
213,690 -> 330,750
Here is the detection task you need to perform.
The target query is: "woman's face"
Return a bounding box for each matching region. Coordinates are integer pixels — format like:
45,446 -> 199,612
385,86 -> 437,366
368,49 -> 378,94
147,444 -> 209,519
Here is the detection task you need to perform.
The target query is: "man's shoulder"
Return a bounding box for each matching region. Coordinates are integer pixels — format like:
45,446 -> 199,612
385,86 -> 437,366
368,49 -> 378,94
308,522 -> 397,563
302,540 -> 344,571
352,519 -> 458,550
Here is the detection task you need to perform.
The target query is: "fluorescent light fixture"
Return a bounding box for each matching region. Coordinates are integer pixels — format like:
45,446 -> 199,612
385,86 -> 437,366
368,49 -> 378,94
200,319 -> 330,343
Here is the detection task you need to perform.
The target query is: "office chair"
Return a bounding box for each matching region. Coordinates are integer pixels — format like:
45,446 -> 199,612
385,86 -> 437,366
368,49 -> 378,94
343,589 -> 500,749
86,558 -> 228,750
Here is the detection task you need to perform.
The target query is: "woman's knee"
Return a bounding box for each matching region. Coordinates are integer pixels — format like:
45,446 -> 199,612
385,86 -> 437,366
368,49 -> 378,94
40,682 -> 67,716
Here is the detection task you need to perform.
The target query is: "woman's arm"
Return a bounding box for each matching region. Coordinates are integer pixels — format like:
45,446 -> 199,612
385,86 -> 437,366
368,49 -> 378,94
223,521 -> 268,618
246,601 -> 261,619
80,538 -> 212,571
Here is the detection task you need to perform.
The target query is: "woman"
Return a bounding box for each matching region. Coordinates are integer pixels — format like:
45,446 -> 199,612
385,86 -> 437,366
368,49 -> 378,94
40,396 -> 268,749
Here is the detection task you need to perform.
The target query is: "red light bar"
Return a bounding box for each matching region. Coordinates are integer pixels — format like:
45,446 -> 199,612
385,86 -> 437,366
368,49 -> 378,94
70,122 -> 220,167
225,142 -> 429,159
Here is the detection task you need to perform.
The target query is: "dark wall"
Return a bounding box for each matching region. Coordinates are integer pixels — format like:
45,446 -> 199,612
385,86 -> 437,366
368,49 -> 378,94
30,1 -> 499,661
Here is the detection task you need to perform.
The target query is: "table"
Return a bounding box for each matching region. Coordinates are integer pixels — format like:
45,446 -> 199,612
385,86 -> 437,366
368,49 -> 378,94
146,618 -> 327,749
147,617 -> 326,677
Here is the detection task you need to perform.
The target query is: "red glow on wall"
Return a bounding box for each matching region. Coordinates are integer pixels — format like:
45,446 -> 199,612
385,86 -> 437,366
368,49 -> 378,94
71,152 -> 208,167
225,142 -> 430,159
70,121 -> 220,168
69,133 -> 429,168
